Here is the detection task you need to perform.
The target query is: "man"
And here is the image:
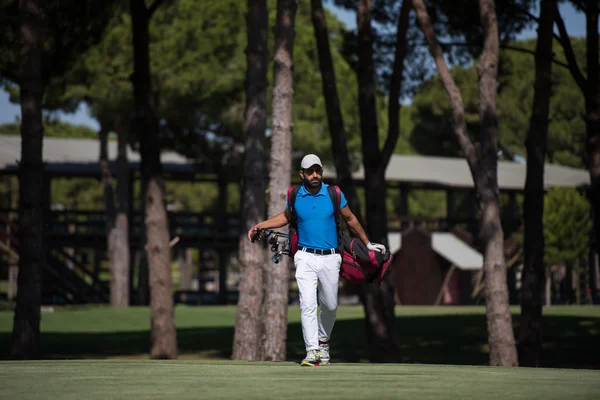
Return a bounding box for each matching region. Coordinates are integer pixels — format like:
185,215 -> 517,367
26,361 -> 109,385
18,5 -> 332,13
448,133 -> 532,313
247,154 -> 385,366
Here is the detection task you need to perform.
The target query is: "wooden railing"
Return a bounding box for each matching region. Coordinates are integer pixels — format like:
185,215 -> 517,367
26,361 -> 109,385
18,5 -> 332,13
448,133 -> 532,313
0,209 -> 243,241
1,210 -> 510,240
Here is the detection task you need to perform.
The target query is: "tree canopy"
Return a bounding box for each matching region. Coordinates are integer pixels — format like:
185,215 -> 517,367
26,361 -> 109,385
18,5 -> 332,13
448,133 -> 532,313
543,187 -> 592,269
407,38 -> 587,168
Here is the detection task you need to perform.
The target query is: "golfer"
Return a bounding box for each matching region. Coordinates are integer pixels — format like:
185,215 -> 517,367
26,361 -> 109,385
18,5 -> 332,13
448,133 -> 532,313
247,154 -> 385,366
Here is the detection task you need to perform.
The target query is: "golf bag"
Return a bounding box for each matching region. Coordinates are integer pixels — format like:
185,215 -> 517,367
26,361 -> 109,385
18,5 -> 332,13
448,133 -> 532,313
287,184 -> 393,284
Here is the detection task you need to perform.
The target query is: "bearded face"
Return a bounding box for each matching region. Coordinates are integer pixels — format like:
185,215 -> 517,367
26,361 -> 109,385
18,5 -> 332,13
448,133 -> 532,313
300,165 -> 323,189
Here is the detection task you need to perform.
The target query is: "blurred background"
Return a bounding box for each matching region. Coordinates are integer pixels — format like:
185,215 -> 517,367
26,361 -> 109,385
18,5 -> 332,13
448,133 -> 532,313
0,0 -> 597,369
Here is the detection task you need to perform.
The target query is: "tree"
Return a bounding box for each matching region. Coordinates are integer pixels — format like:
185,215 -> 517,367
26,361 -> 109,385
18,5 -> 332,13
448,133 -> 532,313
232,0 -> 269,361
2,0 -> 118,360
99,122 -> 130,308
543,188 -> 592,272
413,0 -> 518,366
519,0 -> 557,368
476,0 -> 518,366
263,0 -> 298,361
554,1 -> 600,259
130,0 -> 177,359
10,0 -> 44,360
407,38 -> 586,166
351,0 -> 411,363
311,0 -> 362,218
0,1 -> 118,89
543,187 -> 593,304
0,121 -> 98,138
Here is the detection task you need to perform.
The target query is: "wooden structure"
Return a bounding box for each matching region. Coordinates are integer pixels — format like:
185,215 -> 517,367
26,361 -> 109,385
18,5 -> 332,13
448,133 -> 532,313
0,136 -> 593,305
391,227 -> 483,305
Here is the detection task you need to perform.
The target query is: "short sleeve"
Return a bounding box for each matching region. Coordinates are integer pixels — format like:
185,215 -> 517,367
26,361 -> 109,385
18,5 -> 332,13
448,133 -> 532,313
339,189 -> 348,209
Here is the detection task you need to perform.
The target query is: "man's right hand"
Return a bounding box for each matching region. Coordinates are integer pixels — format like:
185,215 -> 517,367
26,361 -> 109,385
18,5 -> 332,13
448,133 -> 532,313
248,225 -> 260,242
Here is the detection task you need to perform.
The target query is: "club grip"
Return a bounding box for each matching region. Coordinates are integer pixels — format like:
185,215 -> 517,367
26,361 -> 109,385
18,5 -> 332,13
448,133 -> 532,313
250,229 -> 262,243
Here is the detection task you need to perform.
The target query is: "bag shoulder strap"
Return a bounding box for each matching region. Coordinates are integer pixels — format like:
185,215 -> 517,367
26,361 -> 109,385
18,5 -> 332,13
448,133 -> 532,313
327,185 -> 342,241
287,185 -> 301,224
326,185 -> 341,221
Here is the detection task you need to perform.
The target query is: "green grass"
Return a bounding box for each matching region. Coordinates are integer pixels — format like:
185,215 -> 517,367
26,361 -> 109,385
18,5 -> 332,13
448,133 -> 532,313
0,306 -> 599,370
0,360 -> 599,399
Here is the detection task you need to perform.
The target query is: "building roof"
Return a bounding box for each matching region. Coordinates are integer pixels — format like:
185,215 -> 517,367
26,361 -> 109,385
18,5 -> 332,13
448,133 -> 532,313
323,154 -> 589,190
431,232 -> 483,270
0,135 -> 590,190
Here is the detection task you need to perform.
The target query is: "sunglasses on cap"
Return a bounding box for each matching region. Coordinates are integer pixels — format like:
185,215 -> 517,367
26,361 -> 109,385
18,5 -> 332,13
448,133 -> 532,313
302,167 -> 323,176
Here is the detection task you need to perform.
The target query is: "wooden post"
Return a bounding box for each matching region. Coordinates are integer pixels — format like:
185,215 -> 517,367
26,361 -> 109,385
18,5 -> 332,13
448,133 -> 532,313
128,171 -> 136,304
545,265 -> 552,306
7,175 -> 18,300
197,248 -> 204,305
435,265 -> 456,306
217,171 -> 228,305
43,172 -> 51,267
446,189 -> 455,229
218,250 -> 228,305
178,247 -> 193,290
594,251 -> 600,296
507,191 -> 519,235
398,184 -> 409,216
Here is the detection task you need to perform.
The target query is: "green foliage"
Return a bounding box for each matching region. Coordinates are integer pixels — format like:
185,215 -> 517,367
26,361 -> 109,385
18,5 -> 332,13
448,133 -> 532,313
165,182 -> 239,213
0,120 -> 98,139
42,0 -> 375,171
408,38 -> 587,168
273,0 -> 364,166
0,0 -> 119,108
51,178 -> 104,211
543,187 -> 592,269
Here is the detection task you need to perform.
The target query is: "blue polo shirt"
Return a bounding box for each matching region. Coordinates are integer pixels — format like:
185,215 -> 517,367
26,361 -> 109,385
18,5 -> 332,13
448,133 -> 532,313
287,183 -> 348,250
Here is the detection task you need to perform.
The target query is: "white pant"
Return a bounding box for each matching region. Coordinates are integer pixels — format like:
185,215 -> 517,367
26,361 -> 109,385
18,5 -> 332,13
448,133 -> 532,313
294,250 -> 342,351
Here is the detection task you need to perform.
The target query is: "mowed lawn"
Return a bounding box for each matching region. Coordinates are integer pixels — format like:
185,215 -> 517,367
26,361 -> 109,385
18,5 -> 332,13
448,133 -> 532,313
1,360 -> 599,400
0,305 -> 599,369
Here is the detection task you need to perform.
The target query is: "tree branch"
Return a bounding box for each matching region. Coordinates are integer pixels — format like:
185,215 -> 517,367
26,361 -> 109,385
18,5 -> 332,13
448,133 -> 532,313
0,241 -> 18,261
381,0 -> 411,175
509,3 -> 539,24
435,40 -> 572,70
413,0 -> 479,172
500,44 -> 570,70
554,9 -> 587,91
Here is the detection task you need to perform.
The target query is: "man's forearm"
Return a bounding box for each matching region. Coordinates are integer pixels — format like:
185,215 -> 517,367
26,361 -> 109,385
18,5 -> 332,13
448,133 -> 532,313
346,217 -> 369,245
256,212 -> 289,230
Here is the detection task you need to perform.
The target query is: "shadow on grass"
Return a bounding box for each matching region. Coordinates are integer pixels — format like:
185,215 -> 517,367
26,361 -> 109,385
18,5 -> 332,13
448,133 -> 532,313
1,314 -> 598,369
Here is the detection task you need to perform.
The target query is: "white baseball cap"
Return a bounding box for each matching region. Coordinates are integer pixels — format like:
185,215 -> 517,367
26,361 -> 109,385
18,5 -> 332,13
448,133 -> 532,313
300,154 -> 323,169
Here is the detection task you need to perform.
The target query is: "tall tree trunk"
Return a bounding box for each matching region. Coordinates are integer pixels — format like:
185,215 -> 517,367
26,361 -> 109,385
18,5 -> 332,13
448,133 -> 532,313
310,0 -> 361,216
137,178 -> 149,305
11,0 -> 44,360
263,0 -> 297,362
232,0 -> 268,361
355,0 -> 410,363
584,3 -> 600,259
556,3 -> 600,259
114,116 -> 131,306
477,0 -> 518,367
130,0 -> 177,359
519,0 -> 556,368
413,0 -> 517,366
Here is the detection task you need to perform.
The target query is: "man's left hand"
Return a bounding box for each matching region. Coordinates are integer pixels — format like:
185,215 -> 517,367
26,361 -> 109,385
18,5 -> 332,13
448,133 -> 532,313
367,242 -> 386,253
